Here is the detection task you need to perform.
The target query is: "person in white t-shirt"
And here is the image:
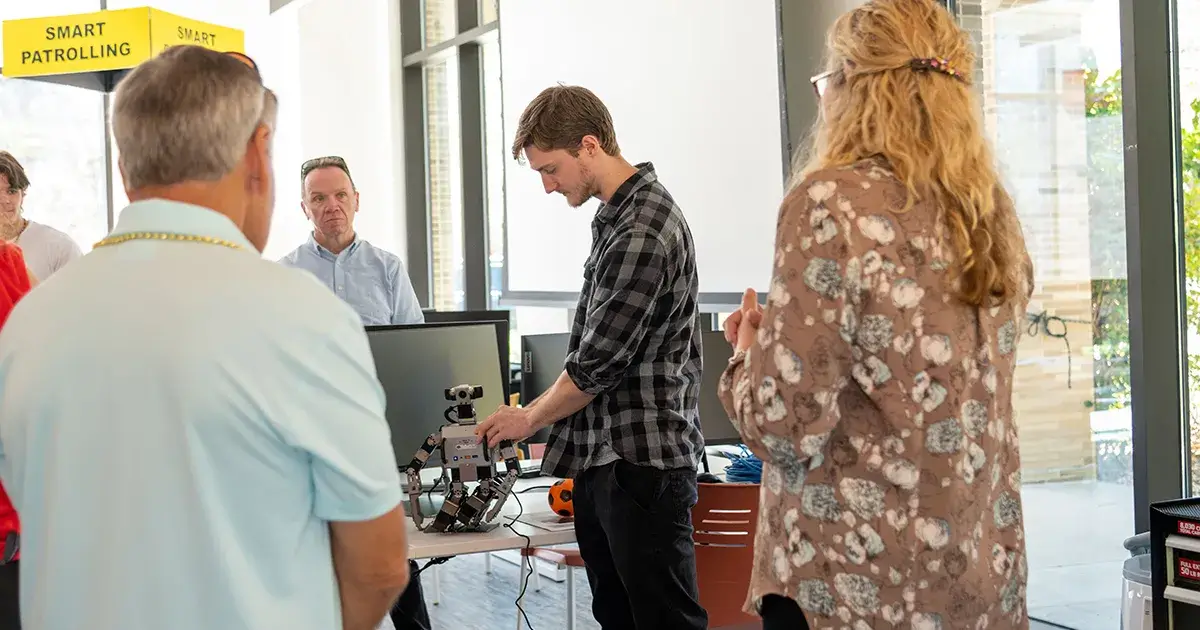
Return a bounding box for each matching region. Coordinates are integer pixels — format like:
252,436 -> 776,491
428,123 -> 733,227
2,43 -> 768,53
0,151 -> 83,280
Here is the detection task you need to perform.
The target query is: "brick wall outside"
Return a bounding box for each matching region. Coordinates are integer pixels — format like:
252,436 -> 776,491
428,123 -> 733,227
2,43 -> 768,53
957,0 -> 1103,483
425,5 -> 462,311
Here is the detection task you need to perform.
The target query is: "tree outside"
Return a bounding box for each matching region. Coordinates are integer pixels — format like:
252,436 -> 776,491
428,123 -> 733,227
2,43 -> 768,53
1084,67 -> 1200,489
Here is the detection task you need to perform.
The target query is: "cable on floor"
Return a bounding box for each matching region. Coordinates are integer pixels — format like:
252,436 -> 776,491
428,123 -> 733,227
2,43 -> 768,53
1028,616 -> 1078,630
506,491 -> 536,629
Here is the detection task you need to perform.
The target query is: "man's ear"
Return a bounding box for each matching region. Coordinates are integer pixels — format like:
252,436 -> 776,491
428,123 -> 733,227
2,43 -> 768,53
246,125 -> 272,194
354,190 -> 360,212
300,200 -> 311,219
579,135 -> 600,157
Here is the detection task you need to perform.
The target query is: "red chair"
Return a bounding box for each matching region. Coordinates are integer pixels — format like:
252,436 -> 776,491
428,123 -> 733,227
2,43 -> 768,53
519,482 -> 762,629
693,482 -> 761,628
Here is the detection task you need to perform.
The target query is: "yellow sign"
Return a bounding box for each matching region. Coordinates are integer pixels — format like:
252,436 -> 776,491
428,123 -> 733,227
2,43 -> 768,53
1,7 -> 244,78
147,10 -> 244,57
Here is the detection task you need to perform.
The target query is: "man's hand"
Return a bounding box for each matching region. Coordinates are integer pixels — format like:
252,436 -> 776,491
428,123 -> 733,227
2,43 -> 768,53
476,405 -> 537,448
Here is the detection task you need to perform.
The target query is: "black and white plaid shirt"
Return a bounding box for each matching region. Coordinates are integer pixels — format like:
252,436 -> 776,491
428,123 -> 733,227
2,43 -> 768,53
540,162 -> 704,479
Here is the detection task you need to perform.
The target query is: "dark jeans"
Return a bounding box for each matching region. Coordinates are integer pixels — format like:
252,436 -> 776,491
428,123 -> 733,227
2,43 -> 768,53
0,561 -> 16,630
574,460 -> 708,630
761,594 -> 808,630
389,560 -> 431,630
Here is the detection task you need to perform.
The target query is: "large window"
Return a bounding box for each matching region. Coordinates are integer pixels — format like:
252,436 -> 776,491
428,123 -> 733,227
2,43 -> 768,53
425,54 -> 466,312
403,0 -> 572,359
0,76 -> 108,254
422,0 -> 458,47
975,2 -> 1129,628
0,0 -> 110,254
1180,0 -> 1200,496
483,37 -> 504,311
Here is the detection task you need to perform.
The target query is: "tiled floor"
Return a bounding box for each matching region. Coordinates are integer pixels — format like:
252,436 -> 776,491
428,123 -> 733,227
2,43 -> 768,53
422,479 -> 1134,629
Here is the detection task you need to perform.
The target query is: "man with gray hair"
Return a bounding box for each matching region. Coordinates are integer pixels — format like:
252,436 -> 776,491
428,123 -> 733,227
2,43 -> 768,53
0,46 -> 410,630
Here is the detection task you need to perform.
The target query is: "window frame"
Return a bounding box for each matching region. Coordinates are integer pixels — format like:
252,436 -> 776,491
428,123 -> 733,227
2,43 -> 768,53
400,0 -> 497,310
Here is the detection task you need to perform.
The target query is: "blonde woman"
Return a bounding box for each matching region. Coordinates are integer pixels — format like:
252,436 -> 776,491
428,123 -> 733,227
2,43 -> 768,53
718,1 -> 1033,629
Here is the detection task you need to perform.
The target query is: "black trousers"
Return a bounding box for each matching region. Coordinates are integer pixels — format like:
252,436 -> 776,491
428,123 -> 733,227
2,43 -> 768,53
761,594 -> 809,630
389,560 -> 431,630
0,561 -> 16,630
574,460 -> 708,630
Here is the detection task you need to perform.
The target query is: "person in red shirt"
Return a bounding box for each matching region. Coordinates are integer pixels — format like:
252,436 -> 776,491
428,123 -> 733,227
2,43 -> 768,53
0,241 -> 35,629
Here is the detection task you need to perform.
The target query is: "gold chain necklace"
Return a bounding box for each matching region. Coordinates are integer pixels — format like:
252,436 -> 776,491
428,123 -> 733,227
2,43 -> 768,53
93,231 -> 245,251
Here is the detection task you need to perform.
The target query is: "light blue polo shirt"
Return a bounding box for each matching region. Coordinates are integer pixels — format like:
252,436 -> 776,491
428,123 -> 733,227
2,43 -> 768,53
0,200 -> 403,630
279,235 -> 425,326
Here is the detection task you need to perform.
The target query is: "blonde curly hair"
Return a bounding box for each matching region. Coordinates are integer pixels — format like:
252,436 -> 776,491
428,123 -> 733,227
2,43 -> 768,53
802,0 -> 1030,307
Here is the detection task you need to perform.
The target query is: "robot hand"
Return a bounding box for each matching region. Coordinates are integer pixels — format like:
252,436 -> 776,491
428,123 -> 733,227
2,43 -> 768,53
405,468 -> 425,529
483,440 -> 522,522
403,429 -> 443,530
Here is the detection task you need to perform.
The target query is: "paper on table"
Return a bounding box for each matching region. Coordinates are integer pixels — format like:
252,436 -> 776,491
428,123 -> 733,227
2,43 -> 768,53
518,512 -> 576,532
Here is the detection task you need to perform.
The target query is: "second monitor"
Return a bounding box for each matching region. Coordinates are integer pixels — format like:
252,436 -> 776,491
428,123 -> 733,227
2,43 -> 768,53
518,330 -> 742,445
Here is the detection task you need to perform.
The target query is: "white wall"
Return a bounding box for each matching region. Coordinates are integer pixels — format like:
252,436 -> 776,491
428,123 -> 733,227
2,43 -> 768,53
500,0 -> 783,300
265,0 -> 405,261
249,5 -> 305,259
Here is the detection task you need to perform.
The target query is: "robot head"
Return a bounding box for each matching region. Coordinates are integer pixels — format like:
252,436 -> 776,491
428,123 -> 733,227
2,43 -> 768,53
445,385 -> 484,402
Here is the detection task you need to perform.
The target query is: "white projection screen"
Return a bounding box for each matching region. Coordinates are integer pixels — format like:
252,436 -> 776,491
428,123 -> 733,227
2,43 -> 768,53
498,0 -> 785,307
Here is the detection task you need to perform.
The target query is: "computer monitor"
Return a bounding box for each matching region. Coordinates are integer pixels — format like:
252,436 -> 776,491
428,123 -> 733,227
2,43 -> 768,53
519,331 -> 742,446
422,309 -> 512,399
365,322 -> 507,469
519,332 -> 571,443
699,330 -> 743,445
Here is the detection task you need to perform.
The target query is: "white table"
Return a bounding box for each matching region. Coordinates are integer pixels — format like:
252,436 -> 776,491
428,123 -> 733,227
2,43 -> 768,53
404,477 -> 577,629
406,477 -> 577,560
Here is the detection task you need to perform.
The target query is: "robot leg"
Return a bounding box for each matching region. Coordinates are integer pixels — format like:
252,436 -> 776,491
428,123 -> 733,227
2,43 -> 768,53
429,481 -> 467,533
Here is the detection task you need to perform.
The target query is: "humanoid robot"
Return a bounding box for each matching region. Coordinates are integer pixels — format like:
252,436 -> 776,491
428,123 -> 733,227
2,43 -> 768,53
403,384 -> 521,532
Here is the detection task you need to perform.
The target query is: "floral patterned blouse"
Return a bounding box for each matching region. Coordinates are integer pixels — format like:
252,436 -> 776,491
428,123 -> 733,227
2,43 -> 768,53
718,159 -> 1031,629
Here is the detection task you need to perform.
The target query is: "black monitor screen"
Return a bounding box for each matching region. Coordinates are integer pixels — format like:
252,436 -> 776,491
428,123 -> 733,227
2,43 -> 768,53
699,330 -> 742,445
520,332 -> 571,444
365,323 -> 507,468
423,310 -> 511,399
519,330 -> 742,446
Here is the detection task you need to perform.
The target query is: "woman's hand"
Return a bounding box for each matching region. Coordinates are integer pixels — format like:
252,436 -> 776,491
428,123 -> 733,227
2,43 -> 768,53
722,288 -> 763,352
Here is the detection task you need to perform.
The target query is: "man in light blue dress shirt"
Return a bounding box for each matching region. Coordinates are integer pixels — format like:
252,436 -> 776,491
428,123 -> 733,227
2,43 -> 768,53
279,156 -> 425,326
0,47 -> 410,630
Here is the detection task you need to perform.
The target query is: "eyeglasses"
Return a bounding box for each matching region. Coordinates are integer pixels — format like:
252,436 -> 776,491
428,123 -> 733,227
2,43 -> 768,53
301,156 -> 353,184
811,70 -> 836,99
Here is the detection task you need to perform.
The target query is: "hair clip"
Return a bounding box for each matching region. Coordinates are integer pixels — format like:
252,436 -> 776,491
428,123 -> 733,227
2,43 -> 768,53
909,57 -> 969,83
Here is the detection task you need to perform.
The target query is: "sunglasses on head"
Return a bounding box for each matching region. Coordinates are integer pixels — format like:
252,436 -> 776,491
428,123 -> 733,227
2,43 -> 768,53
224,51 -> 262,83
301,156 -> 351,181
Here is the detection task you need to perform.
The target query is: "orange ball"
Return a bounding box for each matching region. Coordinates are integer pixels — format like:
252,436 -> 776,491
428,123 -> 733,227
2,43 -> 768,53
547,478 -> 574,517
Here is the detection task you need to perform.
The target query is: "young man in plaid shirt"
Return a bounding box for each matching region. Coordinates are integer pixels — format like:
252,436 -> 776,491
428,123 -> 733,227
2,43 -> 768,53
476,85 -> 707,630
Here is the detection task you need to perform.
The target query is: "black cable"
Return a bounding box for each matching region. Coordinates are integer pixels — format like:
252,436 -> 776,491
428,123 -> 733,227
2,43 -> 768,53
516,485 -> 553,494
410,555 -> 452,578
1028,616 -> 1077,630
1025,310 -> 1080,388
506,490 -> 535,630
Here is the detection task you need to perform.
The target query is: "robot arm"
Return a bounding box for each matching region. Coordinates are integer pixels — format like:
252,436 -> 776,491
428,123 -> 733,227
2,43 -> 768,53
403,429 -> 443,529
482,440 -> 524,523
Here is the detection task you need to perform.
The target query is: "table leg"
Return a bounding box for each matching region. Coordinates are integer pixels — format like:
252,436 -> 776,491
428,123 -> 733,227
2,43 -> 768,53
566,567 -> 576,630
